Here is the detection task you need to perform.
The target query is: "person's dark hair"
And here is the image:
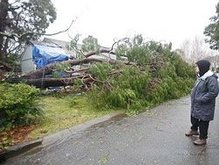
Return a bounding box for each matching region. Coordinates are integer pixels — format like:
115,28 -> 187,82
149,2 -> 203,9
196,60 -> 211,77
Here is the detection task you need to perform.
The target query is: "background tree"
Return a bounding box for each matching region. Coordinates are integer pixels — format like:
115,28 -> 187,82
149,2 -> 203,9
180,36 -> 209,64
81,35 -> 100,53
0,0 -> 56,64
204,2 -> 219,50
191,36 -> 208,61
179,39 -> 191,63
68,35 -> 101,59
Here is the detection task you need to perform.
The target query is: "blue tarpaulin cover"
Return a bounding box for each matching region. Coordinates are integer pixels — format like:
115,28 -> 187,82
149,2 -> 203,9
32,44 -> 69,69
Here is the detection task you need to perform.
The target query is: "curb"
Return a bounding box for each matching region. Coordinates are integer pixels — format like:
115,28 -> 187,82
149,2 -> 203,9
42,111 -> 126,147
0,111 -> 126,162
0,139 -> 42,162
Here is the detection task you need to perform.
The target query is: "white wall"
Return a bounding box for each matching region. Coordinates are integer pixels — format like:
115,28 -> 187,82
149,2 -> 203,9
21,45 -> 36,73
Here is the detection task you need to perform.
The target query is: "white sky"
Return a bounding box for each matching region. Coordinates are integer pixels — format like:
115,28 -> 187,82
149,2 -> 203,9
47,0 -> 218,49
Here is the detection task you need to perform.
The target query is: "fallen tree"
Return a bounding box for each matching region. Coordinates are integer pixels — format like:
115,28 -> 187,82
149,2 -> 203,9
4,43 -> 136,90
23,57 -> 106,79
17,44 -> 136,89
24,76 -> 93,88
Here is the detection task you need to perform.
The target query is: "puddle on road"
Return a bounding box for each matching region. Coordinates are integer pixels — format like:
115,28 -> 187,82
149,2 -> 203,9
89,113 -> 128,129
109,113 -> 128,120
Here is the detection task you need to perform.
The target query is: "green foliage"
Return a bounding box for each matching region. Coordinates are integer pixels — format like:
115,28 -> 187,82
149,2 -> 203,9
81,35 -> 100,53
89,63 -> 113,81
204,2 -> 219,50
52,63 -> 71,78
0,0 -> 56,59
0,83 -> 42,130
68,34 -> 85,59
88,64 -> 151,113
115,43 -> 129,60
69,35 -> 100,59
171,54 -> 196,78
86,35 -> 196,114
115,35 -> 173,66
74,78 -> 83,90
1,53 -> 21,72
126,45 -> 150,65
124,35 -> 151,65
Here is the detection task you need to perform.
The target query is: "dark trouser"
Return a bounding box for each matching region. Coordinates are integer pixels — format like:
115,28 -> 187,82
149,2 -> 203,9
191,116 -> 210,139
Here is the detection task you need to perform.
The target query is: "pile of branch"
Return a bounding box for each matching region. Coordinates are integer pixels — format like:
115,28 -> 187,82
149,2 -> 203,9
18,49 -> 134,89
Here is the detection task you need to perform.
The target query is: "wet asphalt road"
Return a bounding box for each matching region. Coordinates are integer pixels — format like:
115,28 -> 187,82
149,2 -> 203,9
3,96 -> 219,165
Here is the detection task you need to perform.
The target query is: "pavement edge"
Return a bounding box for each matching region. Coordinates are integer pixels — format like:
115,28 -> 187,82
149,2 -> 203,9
0,111 -> 125,162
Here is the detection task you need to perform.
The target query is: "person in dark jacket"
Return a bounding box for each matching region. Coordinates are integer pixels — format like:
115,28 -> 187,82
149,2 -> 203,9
185,59 -> 219,145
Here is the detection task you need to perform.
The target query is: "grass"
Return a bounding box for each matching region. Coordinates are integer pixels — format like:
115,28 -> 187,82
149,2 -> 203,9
28,94 -> 119,139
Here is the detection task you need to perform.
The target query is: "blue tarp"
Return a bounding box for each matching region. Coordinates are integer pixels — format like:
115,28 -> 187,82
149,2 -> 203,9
32,44 -> 69,69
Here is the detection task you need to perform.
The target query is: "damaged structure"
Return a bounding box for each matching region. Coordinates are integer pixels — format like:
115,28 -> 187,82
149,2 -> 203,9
21,38 -> 75,73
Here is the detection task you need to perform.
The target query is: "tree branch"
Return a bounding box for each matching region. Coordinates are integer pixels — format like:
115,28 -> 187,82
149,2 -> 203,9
110,37 -> 129,51
43,19 -> 75,36
23,58 -> 105,79
85,49 -> 115,58
67,32 -> 85,57
0,19 -> 76,40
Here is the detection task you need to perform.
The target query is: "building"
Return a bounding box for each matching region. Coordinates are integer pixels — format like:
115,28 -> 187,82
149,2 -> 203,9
21,38 -> 75,73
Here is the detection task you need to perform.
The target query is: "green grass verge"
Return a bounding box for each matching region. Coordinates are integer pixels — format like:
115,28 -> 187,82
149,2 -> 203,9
29,94 -> 120,139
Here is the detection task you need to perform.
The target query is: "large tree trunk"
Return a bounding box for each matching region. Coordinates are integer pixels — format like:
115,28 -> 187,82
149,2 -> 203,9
84,49 -> 115,58
25,77 -> 93,88
23,57 -> 109,79
0,0 -> 9,59
18,57 -> 108,89
17,50 -> 134,89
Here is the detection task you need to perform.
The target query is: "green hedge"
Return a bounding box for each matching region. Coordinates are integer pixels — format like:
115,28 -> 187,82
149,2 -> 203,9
0,83 -> 42,130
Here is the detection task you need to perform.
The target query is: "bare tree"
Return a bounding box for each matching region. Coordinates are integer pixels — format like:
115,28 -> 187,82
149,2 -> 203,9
180,39 -> 191,63
191,36 -> 208,61
180,36 -> 209,64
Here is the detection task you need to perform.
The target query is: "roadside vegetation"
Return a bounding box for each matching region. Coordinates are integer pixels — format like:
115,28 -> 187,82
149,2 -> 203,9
1,0 -> 219,154
87,36 -> 195,115
0,35 -> 196,151
29,94 -> 120,139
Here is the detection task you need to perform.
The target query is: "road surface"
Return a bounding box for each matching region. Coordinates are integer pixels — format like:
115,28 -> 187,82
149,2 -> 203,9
3,96 -> 219,165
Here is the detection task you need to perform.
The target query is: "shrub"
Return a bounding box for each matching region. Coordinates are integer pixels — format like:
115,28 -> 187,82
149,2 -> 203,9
88,64 -> 151,113
0,83 -> 42,130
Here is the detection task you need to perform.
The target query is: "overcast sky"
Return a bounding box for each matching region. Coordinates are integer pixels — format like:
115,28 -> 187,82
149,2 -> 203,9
47,0 -> 218,49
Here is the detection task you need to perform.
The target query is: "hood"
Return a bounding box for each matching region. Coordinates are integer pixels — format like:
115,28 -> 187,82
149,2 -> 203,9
196,60 -> 211,77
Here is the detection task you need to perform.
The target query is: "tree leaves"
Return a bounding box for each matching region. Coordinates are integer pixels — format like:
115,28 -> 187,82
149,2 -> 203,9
204,2 -> 219,50
0,0 -> 56,58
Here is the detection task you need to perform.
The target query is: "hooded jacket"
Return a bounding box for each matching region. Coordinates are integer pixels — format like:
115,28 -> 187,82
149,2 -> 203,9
191,69 -> 219,121
196,60 -> 211,77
